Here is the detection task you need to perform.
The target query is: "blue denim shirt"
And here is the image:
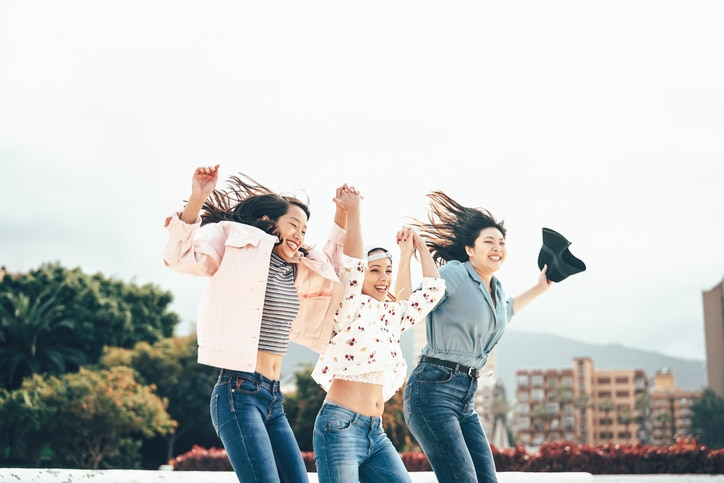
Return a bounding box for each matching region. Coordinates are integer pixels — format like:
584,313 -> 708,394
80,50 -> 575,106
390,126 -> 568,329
419,260 -> 514,370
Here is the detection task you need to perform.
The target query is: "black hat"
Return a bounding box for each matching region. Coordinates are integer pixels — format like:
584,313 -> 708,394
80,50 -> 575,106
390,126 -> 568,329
537,227 -> 586,283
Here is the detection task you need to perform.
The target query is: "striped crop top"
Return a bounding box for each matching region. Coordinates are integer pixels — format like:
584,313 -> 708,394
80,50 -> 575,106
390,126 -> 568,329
258,252 -> 300,355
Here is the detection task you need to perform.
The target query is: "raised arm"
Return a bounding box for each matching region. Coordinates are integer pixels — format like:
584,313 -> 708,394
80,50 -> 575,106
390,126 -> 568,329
512,264 -> 552,313
414,230 -> 439,279
180,165 -> 220,224
333,185 -> 363,258
393,227 -> 415,300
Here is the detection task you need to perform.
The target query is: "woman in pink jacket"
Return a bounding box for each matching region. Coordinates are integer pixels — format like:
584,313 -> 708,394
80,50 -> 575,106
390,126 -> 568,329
163,164 -> 355,483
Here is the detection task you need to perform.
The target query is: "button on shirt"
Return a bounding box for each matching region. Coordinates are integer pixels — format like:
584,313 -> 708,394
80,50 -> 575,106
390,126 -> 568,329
420,260 -> 514,370
312,256 -> 445,402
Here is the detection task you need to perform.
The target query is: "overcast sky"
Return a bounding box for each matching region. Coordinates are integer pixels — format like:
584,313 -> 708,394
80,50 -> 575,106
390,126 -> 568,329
1,1 -> 722,363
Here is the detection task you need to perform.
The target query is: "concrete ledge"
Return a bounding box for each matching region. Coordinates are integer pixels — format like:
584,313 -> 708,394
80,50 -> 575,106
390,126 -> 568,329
1,469 -> 723,483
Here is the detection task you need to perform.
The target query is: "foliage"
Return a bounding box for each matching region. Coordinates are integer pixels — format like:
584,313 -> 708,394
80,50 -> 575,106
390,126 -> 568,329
0,290 -> 87,389
690,388 -> 724,449
100,335 -> 220,465
494,440 -> 724,474
173,445 -> 232,471
284,363 -> 326,452
0,262 -> 179,376
174,440 -> 724,474
0,366 -> 174,469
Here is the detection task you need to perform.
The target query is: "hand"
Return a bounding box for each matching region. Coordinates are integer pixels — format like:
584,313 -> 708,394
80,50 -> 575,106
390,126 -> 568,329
538,264 -> 553,291
191,165 -> 219,199
396,226 -> 415,259
333,184 -> 363,213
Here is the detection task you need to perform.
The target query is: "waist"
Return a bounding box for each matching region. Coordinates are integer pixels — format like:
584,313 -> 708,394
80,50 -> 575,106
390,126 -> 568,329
218,369 -> 281,392
320,401 -> 383,428
419,355 -> 480,378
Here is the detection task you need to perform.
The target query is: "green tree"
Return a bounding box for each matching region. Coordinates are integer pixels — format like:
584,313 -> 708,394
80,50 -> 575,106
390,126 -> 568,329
382,389 -> 411,451
574,392 -> 591,444
100,335 -> 219,464
690,388 -> 724,449
616,405 -> 635,443
0,366 -> 174,469
0,262 -> 179,367
0,291 -> 87,389
597,397 -> 615,441
635,391 -> 653,444
655,408 -> 675,444
285,364 -> 326,452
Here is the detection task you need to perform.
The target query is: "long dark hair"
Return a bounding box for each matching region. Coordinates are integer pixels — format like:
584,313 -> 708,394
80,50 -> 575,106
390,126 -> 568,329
199,173 -> 311,251
411,191 -> 506,265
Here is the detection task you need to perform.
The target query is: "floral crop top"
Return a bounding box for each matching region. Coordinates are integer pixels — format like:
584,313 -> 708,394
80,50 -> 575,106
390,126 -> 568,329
311,256 -> 445,402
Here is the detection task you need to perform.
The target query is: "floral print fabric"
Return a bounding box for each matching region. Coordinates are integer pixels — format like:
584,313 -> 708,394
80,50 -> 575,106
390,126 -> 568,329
312,256 -> 445,402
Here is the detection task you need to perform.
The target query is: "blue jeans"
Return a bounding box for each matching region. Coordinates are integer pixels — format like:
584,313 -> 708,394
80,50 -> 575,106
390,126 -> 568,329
313,401 -> 411,483
210,370 -> 308,483
403,362 -> 498,483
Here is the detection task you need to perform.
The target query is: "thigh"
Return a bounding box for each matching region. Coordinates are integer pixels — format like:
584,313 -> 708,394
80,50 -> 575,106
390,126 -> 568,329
313,404 -> 365,483
210,377 -> 287,483
460,410 -> 498,482
266,392 -> 309,483
403,366 -> 478,483
359,428 -> 411,483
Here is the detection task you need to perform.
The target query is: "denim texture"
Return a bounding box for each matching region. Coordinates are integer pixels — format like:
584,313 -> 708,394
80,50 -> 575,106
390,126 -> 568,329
210,370 -> 308,483
403,362 -> 498,483
313,401 -> 411,483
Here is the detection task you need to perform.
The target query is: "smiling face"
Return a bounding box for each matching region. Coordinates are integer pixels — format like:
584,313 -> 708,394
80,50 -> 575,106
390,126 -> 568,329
466,227 -> 506,279
271,204 -> 308,261
362,249 -> 393,302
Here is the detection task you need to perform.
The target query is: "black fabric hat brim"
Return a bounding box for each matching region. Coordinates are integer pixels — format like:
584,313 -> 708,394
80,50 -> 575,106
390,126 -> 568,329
537,227 -> 586,283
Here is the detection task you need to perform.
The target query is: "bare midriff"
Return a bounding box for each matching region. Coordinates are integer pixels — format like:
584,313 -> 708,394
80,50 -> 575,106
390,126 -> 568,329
255,350 -> 284,381
326,379 -> 385,418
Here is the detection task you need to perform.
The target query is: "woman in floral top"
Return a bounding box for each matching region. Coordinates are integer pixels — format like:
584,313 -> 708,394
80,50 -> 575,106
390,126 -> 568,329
311,191 -> 445,483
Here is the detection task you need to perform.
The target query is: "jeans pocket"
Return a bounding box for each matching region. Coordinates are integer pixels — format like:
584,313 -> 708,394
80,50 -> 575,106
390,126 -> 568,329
234,375 -> 261,394
419,364 -> 455,384
324,417 -> 353,432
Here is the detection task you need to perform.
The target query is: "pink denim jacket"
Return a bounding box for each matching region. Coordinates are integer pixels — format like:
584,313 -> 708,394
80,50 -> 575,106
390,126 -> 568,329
163,212 -> 345,372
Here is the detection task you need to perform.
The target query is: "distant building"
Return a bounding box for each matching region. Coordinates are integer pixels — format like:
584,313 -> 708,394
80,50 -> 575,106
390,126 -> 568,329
649,369 -> 698,445
513,358 -> 703,449
702,279 -> 724,399
514,357 -> 650,448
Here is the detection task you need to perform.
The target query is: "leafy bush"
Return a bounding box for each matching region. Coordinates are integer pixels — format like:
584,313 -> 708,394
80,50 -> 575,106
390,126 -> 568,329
173,439 -> 724,474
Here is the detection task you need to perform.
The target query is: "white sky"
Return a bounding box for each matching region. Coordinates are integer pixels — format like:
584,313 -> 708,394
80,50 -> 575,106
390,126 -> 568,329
1,1 -> 722,362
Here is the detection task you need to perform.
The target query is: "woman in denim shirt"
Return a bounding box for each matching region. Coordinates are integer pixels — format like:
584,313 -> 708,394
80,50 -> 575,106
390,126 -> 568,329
164,165 -> 354,483
403,191 -> 551,483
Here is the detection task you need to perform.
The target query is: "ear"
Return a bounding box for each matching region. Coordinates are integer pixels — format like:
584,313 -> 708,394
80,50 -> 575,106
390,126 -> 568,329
465,246 -> 473,257
261,215 -> 270,221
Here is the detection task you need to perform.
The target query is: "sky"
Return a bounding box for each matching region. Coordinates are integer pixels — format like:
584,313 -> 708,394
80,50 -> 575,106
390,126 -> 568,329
1,1 -> 722,364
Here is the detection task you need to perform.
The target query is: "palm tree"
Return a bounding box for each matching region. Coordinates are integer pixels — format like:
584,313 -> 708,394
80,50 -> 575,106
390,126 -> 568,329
635,392 -> 653,444
0,291 -> 87,389
574,393 -> 591,444
617,406 -> 636,443
598,397 -> 615,441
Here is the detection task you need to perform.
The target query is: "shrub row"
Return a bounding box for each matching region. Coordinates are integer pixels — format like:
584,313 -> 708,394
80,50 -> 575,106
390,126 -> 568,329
173,439 -> 724,474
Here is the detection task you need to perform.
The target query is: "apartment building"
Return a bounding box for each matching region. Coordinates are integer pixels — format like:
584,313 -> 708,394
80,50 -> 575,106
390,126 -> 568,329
703,278 -> 724,399
649,369 -> 698,445
514,357 -> 650,448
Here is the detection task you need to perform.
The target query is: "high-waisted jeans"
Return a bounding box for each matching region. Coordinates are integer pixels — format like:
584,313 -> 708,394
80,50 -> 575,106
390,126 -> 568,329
403,361 -> 498,483
313,401 -> 411,483
210,369 -> 308,483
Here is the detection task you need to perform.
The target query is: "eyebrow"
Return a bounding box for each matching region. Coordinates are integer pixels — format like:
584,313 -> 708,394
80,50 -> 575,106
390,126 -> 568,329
288,215 -> 307,227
